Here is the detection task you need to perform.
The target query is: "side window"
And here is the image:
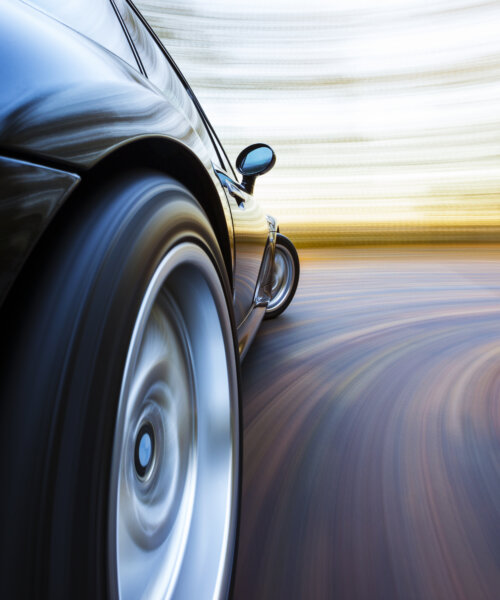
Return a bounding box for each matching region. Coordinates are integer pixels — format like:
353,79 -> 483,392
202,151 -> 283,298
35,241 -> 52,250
206,122 -> 236,177
113,0 -> 170,93
114,0 -> 224,167
27,0 -> 139,69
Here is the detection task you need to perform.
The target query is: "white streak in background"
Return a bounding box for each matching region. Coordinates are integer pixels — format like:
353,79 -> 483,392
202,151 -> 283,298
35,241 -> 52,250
137,0 -> 500,243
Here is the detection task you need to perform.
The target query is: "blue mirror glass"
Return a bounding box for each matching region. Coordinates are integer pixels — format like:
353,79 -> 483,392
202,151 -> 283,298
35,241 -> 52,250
239,147 -> 273,175
236,144 -> 275,177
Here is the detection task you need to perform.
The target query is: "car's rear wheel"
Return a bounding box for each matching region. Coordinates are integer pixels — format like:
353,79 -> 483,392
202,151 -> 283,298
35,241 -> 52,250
265,233 -> 300,319
0,171 -> 240,599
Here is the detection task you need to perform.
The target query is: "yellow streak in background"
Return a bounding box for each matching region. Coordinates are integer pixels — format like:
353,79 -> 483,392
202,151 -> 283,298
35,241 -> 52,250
137,0 -> 500,246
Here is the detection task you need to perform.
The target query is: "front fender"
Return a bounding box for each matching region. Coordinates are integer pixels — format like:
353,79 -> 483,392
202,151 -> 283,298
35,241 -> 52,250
0,0 -> 212,170
0,1 -> 235,306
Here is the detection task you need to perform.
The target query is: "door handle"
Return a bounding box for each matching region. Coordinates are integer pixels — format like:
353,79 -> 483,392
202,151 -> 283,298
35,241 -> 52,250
214,168 -> 250,205
226,180 -> 247,204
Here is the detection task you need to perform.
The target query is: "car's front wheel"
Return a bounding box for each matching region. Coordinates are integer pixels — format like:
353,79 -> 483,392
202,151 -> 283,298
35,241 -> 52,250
0,171 -> 240,599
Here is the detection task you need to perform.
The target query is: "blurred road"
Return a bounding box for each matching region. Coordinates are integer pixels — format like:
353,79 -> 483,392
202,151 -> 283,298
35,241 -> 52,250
234,245 -> 500,600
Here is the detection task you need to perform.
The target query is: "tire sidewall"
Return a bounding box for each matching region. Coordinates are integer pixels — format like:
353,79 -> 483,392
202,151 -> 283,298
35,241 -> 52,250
0,171 -> 239,599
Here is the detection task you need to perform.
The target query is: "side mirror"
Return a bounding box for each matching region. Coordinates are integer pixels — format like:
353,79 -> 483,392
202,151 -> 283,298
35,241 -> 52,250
236,143 -> 276,194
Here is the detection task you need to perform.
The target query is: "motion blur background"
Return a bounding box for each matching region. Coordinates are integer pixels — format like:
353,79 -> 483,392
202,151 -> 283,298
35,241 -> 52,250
136,0 -> 500,246
133,5 -> 500,598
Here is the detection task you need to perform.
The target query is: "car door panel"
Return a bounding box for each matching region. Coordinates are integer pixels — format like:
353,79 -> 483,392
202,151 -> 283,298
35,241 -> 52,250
216,169 -> 269,327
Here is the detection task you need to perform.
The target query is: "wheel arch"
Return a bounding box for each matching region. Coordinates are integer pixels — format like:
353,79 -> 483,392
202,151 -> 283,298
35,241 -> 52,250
78,136 -> 234,288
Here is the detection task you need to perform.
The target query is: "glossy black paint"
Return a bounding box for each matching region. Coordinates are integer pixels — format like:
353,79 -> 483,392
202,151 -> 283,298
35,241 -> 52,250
0,156 -> 80,304
0,0 -> 273,348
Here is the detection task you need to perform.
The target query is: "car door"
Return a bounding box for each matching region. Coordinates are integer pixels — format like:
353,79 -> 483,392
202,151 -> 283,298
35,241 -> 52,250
214,165 -> 270,327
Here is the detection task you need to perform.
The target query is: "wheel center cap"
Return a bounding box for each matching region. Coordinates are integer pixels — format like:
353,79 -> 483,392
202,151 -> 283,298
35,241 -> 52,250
135,422 -> 155,478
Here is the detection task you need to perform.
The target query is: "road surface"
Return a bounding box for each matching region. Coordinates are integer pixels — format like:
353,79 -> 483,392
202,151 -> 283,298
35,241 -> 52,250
234,245 -> 500,600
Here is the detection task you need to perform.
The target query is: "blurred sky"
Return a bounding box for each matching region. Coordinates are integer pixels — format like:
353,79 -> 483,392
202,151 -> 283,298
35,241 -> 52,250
137,0 -> 500,244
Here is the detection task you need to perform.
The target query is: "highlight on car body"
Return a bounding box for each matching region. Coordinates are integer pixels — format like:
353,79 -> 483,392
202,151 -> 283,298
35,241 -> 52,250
0,1 -> 299,598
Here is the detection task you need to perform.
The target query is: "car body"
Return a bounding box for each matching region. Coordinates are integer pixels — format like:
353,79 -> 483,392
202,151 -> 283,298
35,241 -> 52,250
0,0 -> 281,353
0,1 -> 299,598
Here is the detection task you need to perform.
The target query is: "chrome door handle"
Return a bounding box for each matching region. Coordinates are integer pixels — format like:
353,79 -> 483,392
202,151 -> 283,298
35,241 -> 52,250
214,168 -> 249,205
226,181 -> 247,204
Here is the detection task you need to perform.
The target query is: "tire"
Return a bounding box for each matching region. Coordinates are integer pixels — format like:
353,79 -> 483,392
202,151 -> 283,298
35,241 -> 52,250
0,171 -> 240,599
264,233 -> 300,319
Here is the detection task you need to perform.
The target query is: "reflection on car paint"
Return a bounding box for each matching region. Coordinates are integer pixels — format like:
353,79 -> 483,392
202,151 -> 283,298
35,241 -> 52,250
0,156 -> 79,304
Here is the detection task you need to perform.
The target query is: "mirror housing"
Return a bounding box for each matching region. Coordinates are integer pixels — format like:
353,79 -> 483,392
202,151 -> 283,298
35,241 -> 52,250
236,143 -> 276,194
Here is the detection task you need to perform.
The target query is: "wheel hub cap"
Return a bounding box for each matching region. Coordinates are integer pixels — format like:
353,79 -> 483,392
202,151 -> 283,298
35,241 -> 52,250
135,422 -> 154,479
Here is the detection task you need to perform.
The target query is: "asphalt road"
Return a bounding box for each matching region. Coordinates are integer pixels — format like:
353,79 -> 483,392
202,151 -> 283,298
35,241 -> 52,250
234,245 -> 500,600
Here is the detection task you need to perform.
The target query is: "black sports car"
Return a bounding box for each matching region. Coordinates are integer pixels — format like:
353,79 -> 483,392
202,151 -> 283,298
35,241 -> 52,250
0,1 -> 299,598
